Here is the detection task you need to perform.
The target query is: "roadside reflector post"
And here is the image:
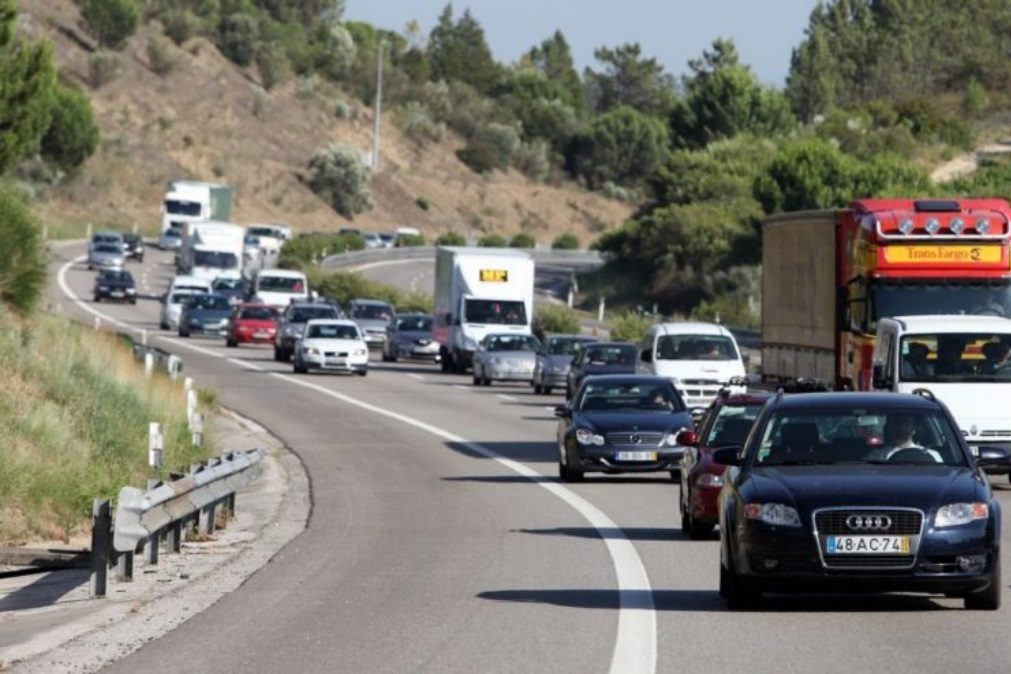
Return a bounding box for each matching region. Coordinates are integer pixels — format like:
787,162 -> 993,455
186,389 -> 197,425
191,412 -> 204,447
94,316 -> 101,331
132,222 -> 139,234
184,377 -> 193,393
144,352 -> 154,378
567,287 -> 574,308
141,329 -> 148,346
149,422 -> 164,470
168,355 -> 182,381
598,296 -> 605,323
89,498 -> 111,598
86,222 -> 93,240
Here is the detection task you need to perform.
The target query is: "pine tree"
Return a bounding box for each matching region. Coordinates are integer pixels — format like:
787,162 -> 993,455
525,30 -> 585,113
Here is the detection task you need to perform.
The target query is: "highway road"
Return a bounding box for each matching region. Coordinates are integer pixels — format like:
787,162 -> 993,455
48,244 -> 1011,674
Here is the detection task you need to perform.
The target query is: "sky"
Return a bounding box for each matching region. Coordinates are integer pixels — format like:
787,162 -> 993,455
345,0 -> 823,87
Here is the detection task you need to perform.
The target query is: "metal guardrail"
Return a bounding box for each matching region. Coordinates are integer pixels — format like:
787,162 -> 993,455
321,246 -> 606,271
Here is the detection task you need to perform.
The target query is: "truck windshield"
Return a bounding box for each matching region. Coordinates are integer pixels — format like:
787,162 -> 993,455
464,299 -> 526,325
900,333 -> 1011,382
259,276 -> 305,292
194,251 -> 239,269
165,200 -> 202,216
656,335 -> 738,361
873,283 -> 1011,323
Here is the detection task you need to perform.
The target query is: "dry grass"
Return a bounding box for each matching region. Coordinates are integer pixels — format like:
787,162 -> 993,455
0,311 -> 213,544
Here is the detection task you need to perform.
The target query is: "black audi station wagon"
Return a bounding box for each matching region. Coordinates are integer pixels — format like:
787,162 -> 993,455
713,392 -> 1006,610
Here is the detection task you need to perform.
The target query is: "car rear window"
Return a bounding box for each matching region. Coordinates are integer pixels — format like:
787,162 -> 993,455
240,307 -> 276,320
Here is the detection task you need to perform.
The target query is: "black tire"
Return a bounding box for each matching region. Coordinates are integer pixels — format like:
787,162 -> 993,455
964,556 -> 1001,610
293,361 -> 307,374
720,554 -> 761,609
93,295 -> 100,303
226,338 -> 238,348
160,321 -> 169,331
543,386 -> 553,395
473,374 -> 481,386
129,298 -> 137,305
179,329 -> 190,338
558,461 -> 584,483
534,383 -> 543,395
388,353 -> 397,363
357,370 -> 368,377
482,374 -> 492,387
669,470 -> 681,483
274,347 -> 283,362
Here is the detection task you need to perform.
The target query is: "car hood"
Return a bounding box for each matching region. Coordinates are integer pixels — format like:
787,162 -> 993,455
576,411 -> 693,434
650,359 -> 745,381
98,279 -> 134,289
579,363 -> 637,376
302,338 -> 363,350
746,464 -> 987,514
485,350 -> 536,361
896,382 -> 1011,439
394,330 -> 434,342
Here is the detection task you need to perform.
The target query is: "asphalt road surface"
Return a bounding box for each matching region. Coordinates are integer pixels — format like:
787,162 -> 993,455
47,244 -> 1011,674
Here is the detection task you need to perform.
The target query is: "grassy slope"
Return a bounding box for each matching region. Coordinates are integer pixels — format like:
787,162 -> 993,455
0,311 -> 212,544
18,0 -> 632,244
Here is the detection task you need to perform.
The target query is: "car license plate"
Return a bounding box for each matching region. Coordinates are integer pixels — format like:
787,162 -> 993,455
615,451 -> 657,461
254,331 -> 270,338
825,536 -> 909,554
111,291 -> 124,297
325,359 -> 346,367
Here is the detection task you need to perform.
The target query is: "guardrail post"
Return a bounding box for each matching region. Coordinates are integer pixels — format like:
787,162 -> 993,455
200,502 -> 216,534
90,499 -> 111,598
116,550 -> 134,581
146,530 -> 160,565
226,492 -> 236,519
167,520 -> 183,553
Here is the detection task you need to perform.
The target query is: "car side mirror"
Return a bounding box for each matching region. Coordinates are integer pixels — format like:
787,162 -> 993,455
872,363 -> 892,389
640,349 -> 653,364
711,446 -> 743,466
742,353 -> 751,366
675,429 -> 698,447
554,405 -> 571,419
977,446 -> 1011,468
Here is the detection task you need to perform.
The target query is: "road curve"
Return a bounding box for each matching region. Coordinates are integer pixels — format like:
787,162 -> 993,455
46,244 -> 1011,674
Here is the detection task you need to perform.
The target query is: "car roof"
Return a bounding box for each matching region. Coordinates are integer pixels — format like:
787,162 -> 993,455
351,298 -> 391,306
716,392 -> 773,406
395,312 -> 431,318
258,269 -> 306,278
172,275 -> 211,285
305,318 -> 358,327
549,334 -> 595,340
585,341 -> 636,348
770,391 -> 942,411
887,315 -> 1011,333
654,322 -> 733,337
238,302 -> 274,310
582,375 -> 674,385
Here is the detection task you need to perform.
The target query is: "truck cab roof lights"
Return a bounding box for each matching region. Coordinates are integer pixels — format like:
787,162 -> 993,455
914,200 -> 962,212
875,212 -> 1010,240
950,218 -> 966,235
976,218 -> 992,235
898,218 -> 915,235
924,218 -> 942,235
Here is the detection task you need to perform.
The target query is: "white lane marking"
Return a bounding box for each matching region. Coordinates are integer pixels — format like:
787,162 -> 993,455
408,373 -> 425,381
57,250 -> 658,673
544,406 -> 557,412
452,384 -> 471,391
227,357 -> 266,372
497,394 -> 518,402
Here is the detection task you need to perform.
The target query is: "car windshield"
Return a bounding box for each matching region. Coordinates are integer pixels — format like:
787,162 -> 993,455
170,292 -> 196,304
123,235 -> 140,244
656,335 -> 737,361
578,381 -> 685,413
240,307 -> 276,320
188,295 -> 231,311
899,333 -> 1011,382
258,275 -> 306,292
244,235 -> 260,245
307,324 -> 359,339
353,304 -> 392,320
486,335 -> 539,352
194,251 -> 239,269
101,271 -> 132,282
548,338 -> 592,356
582,345 -> 636,366
94,244 -> 121,254
290,307 -> 338,322
165,199 -> 202,216
247,227 -> 276,238
396,316 -> 433,331
872,282 -> 1011,324
704,404 -> 764,447
464,299 -> 526,326
164,229 -> 181,239
213,278 -> 244,291
379,234 -> 395,242
754,408 -> 966,467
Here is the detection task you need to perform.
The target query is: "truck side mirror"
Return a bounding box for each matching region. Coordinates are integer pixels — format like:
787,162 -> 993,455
640,349 -> 653,364
872,364 -> 892,389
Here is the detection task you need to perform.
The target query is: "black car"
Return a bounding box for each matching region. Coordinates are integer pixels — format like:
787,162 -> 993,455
566,341 -> 638,399
714,391 -> 1006,610
554,375 -> 694,482
93,269 -> 137,303
178,293 -> 234,338
122,233 -> 144,261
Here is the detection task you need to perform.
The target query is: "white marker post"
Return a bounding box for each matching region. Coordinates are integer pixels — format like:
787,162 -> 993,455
167,355 -> 181,381
148,422 -> 164,470
85,223 -> 93,240
190,412 -> 204,447
141,329 -> 148,346
93,316 -> 101,331
144,352 -> 155,379
598,296 -> 606,323
186,389 -> 197,425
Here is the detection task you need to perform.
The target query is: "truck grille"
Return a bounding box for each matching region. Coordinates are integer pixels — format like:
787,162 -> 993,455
606,432 -> 664,447
815,510 -> 922,535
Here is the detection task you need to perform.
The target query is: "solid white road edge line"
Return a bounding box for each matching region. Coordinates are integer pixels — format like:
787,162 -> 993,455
497,394 -> 519,402
57,253 -> 658,674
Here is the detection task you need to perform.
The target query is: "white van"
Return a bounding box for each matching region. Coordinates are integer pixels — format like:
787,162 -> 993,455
638,322 -> 746,408
253,269 -> 309,308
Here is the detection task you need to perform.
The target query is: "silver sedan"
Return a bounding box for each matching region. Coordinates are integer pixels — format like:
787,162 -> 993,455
88,243 -> 126,270
472,333 -> 541,386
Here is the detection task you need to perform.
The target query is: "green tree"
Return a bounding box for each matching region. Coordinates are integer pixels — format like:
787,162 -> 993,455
509,232 -> 535,248
436,231 -> 466,246
0,187 -> 46,313
220,13 -> 260,67
523,30 -> 585,113
584,43 -> 674,116
40,84 -> 100,172
567,105 -> 669,189
609,311 -> 652,343
533,304 -> 580,339
494,71 -> 579,152
80,0 -> 139,50
478,233 -> 506,247
0,0 -> 56,174
428,4 -> 500,95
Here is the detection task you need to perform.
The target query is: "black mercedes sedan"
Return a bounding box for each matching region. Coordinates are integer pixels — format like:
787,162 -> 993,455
555,375 -> 694,482
713,391 -> 1006,610
565,342 -> 638,399
93,269 -> 137,304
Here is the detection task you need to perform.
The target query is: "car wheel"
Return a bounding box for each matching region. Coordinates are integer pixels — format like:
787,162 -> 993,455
669,470 -> 681,483
482,374 -> 492,386
129,298 -> 137,305
160,321 -> 169,331
720,553 -> 761,609
93,295 -> 100,303
226,338 -> 238,348
964,555 -> 1001,610
558,461 -> 584,483
357,370 -> 368,377
179,329 -> 190,338
293,360 -> 307,374
273,347 -> 283,362
473,367 -> 481,386
534,383 -> 543,394
388,353 -> 397,363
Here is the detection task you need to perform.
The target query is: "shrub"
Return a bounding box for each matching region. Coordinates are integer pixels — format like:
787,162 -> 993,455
395,234 -> 425,247
609,311 -> 652,343
163,9 -> 199,45
513,138 -> 551,182
436,231 -> 466,246
40,85 -> 100,173
146,33 -> 176,76
457,122 -> 522,173
415,196 -> 430,211
279,233 -> 364,270
478,233 -> 507,247
220,13 -> 259,67
257,41 -> 290,90
334,98 -> 354,119
88,50 -> 120,88
509,232 -> 536,248
307,144 -> 374,219
552,232 -> 580,250
533,305 -> 580,340
80,0 -> 139,50
0,187 -> 46,313
963,79 -> 989,118
399,101 -> 444,145
309,270 -> 433,313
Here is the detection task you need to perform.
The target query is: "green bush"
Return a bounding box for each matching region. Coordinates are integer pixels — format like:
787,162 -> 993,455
513,138 -> 551,182
457,122 -> 521,173
279,233 -> 364,269
395,233 -> 425,247
609,311 -> 652,343
533,305 -> 580,339
478,233 -> 507,247
40,85 -> 100,173
307,144 -> 374,218
552,232 -> 580,250
0,187 -> 46,313
257,41 -> 291,90
88,50 -> 121,88
80,0 -> 139,50
509,232 -> 536,248
146,33 -> 176,75
309,270 -> 433,313
220,13 -> 260,67
963,78 -> 989,118
163,9 -> 200,45
436,231 -> 466,246
399,101 -> 444,145
415,196 -> 430,211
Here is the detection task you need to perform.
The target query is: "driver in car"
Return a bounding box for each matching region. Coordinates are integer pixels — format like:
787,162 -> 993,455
868,415 -> 943,463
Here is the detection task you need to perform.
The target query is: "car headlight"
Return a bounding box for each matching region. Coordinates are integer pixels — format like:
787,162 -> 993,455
661,431 -> 686,447
744,503 -> 801,527
935,502 -> 989,527
354,348 -> 367,356
126,288 -> 136,293
696,473 -> 724,488
575,428 -> 605,446
98,286 -> 109,291
285,326 -> 301,336
463,336 -> 478,350
304,347 -> 321,356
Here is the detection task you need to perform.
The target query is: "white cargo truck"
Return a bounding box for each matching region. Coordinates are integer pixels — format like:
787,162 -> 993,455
161,181 -> 233,237
178,221 -> 245,282
433,247 -> 535,373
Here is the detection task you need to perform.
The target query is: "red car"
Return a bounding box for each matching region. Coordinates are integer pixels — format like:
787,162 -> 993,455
678,391 -> 771,539
227,303 -> 279,348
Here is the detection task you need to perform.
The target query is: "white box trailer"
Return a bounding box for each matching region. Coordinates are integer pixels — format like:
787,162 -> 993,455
161,181 -> 232,235
434,247 -> 535,372
178,221 -> 245,282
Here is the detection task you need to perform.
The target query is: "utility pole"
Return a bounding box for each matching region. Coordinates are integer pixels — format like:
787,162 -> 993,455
371,40 -> 385,171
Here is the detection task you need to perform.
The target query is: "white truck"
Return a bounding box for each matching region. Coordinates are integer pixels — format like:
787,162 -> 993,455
161,181 -> 233,238
434,247 -> 535,373
872,315 -> 1011,476
178,221 -> 246,282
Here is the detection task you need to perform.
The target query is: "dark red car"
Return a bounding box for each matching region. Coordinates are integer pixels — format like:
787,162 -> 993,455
227,303 -> 279,348
678,391 -> 771,539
